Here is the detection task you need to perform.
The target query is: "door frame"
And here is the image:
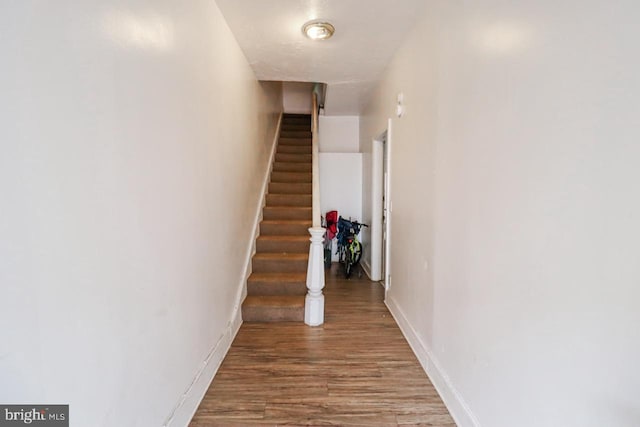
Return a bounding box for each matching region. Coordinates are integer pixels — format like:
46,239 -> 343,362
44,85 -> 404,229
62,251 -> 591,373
370,119 -> 392,293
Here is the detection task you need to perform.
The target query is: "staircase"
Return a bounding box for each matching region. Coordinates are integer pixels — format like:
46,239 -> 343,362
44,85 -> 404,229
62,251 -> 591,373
241,114 -> 312,322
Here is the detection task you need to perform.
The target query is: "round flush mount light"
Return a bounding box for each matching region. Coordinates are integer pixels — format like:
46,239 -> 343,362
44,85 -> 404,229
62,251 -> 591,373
302,20 -> 335,40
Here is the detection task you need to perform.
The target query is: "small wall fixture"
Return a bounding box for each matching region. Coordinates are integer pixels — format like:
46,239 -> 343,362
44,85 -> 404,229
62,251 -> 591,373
302,20 -> 335,40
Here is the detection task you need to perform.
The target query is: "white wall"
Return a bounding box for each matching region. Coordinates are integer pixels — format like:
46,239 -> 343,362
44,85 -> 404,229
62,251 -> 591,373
318,116 -> 362,261
0,1 -> 282,426
282,81 -> 313,114
360,1 -> 640,426
319,153 -> 362,261
319,116 -> 360,152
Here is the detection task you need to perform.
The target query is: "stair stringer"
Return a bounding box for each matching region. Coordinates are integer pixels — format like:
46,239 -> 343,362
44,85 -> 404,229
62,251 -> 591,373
236,112 -> 283,309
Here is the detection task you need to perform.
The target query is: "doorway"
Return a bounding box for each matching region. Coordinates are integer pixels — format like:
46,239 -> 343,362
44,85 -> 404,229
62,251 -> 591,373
370,120 -> 392,293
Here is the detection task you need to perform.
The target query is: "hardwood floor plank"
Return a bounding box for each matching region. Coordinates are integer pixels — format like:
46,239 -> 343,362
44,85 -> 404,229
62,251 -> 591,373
190,264 -> 456,427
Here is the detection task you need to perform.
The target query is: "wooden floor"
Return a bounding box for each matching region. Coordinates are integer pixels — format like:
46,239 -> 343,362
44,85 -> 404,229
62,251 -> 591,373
190,265 -> 455,427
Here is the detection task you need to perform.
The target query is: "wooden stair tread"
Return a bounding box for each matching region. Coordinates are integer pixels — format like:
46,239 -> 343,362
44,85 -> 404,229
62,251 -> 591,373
271,172 -> 312,176
279,142 -> 311,146
270,172 -> 312,182
275,154 -> 312,162
261,219 -> 312,225
243,295 -> 305,308
256,234 -> 310,253
257,235 -> 309,241
268,182 -> 312,193
266,198 -> 311,208
264,207 -> 313,212
241,295 -> 305,322
248,272 -> 307,282
253,252 -> 308,261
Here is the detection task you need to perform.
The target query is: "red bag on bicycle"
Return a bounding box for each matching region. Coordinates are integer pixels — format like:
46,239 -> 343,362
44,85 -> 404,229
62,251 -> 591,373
325,210 -> 338,240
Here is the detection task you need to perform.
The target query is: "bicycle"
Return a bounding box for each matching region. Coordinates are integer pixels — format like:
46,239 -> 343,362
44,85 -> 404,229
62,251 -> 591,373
336,216 -> 369,278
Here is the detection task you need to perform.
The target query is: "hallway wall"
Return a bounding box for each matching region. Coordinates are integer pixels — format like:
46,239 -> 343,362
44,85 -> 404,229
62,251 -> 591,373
282,81 -> 313,114
360,1 -> 640,426
319,116 -> 362,261
0,1 -> 282,426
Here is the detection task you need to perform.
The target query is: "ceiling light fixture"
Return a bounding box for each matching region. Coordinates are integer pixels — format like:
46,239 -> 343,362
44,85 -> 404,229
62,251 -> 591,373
302,20 -> 335,40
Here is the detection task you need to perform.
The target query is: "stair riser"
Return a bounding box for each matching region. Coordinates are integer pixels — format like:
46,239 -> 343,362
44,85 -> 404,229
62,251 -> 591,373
271,172 -> 312,183
242,305 -> 304,322
282,117 -> 311,124
275,153 -> 312,163
282,116 -> 310,124
247,281 -> 307,296
281,126 -> 311,133
280,131 -> 312,139
260,222 -> 311,235
282,120 -> 311,126
277,145 -> 312,154
252,258 -> 308,273
269,182 -> 312,194
266,194 -> 312,207
273,163 -> 312,173
279,138 -> 312,146
283,114 -> 310,118
256,239 -> 310,253
263,207 -> 311,220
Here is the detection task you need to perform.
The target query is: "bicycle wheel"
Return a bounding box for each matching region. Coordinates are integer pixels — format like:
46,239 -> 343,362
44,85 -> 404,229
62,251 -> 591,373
344,244 -> 355,278
345,256 -> 353,278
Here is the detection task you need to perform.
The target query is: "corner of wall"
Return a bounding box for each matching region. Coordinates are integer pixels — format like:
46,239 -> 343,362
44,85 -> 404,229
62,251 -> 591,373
384,296 -> 481,427
360,259 -> 372,280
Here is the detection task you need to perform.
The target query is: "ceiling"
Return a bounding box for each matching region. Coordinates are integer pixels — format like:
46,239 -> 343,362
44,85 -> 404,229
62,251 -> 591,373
215,0 -> 428,115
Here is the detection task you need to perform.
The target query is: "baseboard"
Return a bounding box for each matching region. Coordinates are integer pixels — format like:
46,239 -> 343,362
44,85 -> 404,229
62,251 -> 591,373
163,113 -> 283,427
360,260 -> 386,289
360,259 -> 372,280
163,309 -> 242,427
384,296 -> 481,427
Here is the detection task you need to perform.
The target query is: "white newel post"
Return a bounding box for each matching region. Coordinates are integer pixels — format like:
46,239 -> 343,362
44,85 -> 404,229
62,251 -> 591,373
305,227 -> 326,326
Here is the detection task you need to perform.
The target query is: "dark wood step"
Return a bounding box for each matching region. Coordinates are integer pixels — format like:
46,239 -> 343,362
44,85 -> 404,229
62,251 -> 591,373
280,131 -> 312,139
247,272 -> 307,296
260,220 -> 311,235
279,138 -> 312,146
260,220 -> 312,236
252,253 -> 308,273
271,171 -> 312,183
263,206 -> 311,220
242,295 -> 305,322
281,125 -> 311,132
273,162 -> 311,173
266,194 -> 311,207
277,145 -> 312,154
281,122 -> 311,129
283,114 -> 311,123
269,182 -> 312,194
256,235 -> 310,253
283,113 -> 310,117
275,153 -> 312,163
